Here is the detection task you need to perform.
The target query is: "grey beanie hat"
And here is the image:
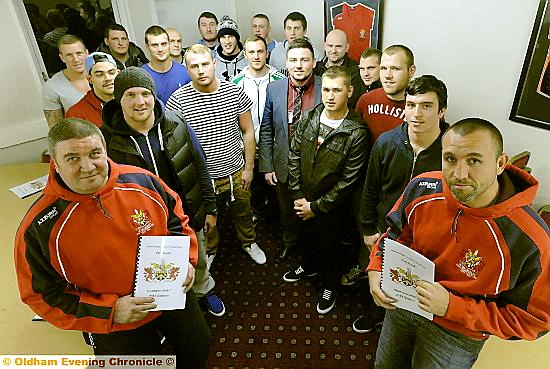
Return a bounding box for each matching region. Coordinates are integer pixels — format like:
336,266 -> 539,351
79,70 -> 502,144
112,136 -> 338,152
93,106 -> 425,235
217,15 -> 240,41
113,66 -> 156,103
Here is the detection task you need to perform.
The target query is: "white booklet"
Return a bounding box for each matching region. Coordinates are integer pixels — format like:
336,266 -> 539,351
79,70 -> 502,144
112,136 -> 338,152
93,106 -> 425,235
9,175 -> 48,199
382,238 -> 435,320
133,235 -> 190,311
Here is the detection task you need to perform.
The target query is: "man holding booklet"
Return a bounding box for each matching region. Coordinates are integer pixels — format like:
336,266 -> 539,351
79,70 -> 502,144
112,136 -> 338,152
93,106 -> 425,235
352,75 -> 449,333
367,118 -> 550,368
14,119 -> 212,368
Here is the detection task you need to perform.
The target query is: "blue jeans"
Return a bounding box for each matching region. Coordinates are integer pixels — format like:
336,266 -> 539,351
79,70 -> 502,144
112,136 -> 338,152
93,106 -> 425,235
375,308 -> 485,369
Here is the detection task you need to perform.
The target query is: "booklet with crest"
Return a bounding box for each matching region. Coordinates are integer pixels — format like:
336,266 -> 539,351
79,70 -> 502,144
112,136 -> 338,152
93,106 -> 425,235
133,235 -> 190,311
382,238 -> 435,320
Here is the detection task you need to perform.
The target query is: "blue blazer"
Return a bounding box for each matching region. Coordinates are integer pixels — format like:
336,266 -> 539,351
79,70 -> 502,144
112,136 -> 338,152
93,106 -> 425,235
258,76 -> 322,183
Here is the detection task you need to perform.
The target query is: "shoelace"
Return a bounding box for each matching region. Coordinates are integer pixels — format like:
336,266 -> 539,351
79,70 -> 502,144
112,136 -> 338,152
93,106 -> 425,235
322,289 -> 332,300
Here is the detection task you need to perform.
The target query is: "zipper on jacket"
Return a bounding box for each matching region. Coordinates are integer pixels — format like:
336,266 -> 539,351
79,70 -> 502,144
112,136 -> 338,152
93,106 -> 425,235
410,151 -> 418,181
451,208 -> 463,242
93,194 -> 112,219
255,79 -> 261,125
404,139 -> 418,181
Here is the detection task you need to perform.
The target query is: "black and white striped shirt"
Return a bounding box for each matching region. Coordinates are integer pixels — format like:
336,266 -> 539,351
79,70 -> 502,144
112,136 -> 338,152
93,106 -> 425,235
166,80 -> 253,179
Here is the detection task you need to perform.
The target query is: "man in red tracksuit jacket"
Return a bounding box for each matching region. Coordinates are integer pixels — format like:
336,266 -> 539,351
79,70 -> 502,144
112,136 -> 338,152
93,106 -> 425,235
368,118 -> 550,369
14,118 -> 212,368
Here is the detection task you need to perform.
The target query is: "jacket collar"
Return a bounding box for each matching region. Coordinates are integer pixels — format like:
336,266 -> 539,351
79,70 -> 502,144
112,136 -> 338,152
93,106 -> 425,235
309,103 -> 365,133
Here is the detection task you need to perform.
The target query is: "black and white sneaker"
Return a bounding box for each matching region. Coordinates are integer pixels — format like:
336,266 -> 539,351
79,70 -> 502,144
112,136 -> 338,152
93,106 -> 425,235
317,289 -> 338,314
352,314 -> 384,333
283,265 -> 318,282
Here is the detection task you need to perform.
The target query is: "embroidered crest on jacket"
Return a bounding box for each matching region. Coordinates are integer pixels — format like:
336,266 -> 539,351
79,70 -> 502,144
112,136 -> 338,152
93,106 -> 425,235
130,209 -> 154,234
456,248 -> 484,279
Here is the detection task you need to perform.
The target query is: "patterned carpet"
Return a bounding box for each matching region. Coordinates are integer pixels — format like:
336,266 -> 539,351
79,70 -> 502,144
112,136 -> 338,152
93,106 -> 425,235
204,206 -> 380,369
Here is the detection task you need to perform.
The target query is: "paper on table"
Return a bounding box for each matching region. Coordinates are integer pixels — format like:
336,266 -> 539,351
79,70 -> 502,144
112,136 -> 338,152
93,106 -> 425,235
9,175 -> 48,199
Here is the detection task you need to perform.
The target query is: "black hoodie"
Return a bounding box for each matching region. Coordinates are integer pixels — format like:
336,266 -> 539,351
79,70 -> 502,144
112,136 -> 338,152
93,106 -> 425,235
101,98 -> 216,230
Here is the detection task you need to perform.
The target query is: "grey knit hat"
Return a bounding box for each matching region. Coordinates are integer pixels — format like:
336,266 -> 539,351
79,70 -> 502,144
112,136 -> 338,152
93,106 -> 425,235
217,15 -> 240,41
113,66 -> 156,103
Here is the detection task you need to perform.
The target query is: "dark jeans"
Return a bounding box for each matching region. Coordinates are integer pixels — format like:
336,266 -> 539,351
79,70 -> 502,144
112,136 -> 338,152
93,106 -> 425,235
375,308 -> 485,369
89,291 -> 212,369
273,180 -> 300,248
300,206 -> 348,291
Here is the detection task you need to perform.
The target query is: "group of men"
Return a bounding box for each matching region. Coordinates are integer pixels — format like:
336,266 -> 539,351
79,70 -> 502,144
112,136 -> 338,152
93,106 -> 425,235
16,8 -> 550,369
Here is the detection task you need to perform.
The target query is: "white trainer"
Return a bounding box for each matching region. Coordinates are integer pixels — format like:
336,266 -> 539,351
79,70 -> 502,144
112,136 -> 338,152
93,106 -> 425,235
243,242 -> 266,264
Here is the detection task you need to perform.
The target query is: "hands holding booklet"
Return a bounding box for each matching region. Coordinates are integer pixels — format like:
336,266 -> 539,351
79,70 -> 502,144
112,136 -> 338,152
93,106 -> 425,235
370,238 -> 450,320
113,236 -> 193,324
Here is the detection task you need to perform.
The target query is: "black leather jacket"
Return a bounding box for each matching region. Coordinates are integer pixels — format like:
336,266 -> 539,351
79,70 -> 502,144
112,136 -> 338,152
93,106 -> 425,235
288,103 -> 370,215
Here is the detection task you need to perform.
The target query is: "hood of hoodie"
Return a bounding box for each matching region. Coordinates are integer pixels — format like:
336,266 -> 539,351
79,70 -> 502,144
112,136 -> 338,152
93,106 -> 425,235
443,163 -> 539,219
215,42 -> 245,64
101,97 -> 165,138
241,64 -> 281,82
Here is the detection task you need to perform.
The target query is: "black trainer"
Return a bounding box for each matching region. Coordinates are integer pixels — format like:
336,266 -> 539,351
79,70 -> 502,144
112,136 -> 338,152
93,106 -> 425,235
352,314 -> 384,333
283,265 -> 318,282
317,289 -> 338,314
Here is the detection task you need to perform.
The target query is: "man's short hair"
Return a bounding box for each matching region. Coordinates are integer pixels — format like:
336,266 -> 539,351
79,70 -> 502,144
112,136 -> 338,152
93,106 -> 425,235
406,75 -> 448,111
198,11 -> 218,26
284,12 -> 307,30
252,13 -> 270,24
445,118 -> 504,157
48,118 -> 106,158
322,65 -> 351,88
244,35 -> 267,50
287,38 -> 314,58
184,44 -> 213,64
383,44 -> 414,68
145,25 -> 168,44
104,23 -> 127,39
57,34 -> 86,52
360,47 -> 382,62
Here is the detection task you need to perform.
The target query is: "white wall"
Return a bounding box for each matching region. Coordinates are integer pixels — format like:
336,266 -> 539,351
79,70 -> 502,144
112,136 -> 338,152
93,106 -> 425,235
0,0 -> 48,164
